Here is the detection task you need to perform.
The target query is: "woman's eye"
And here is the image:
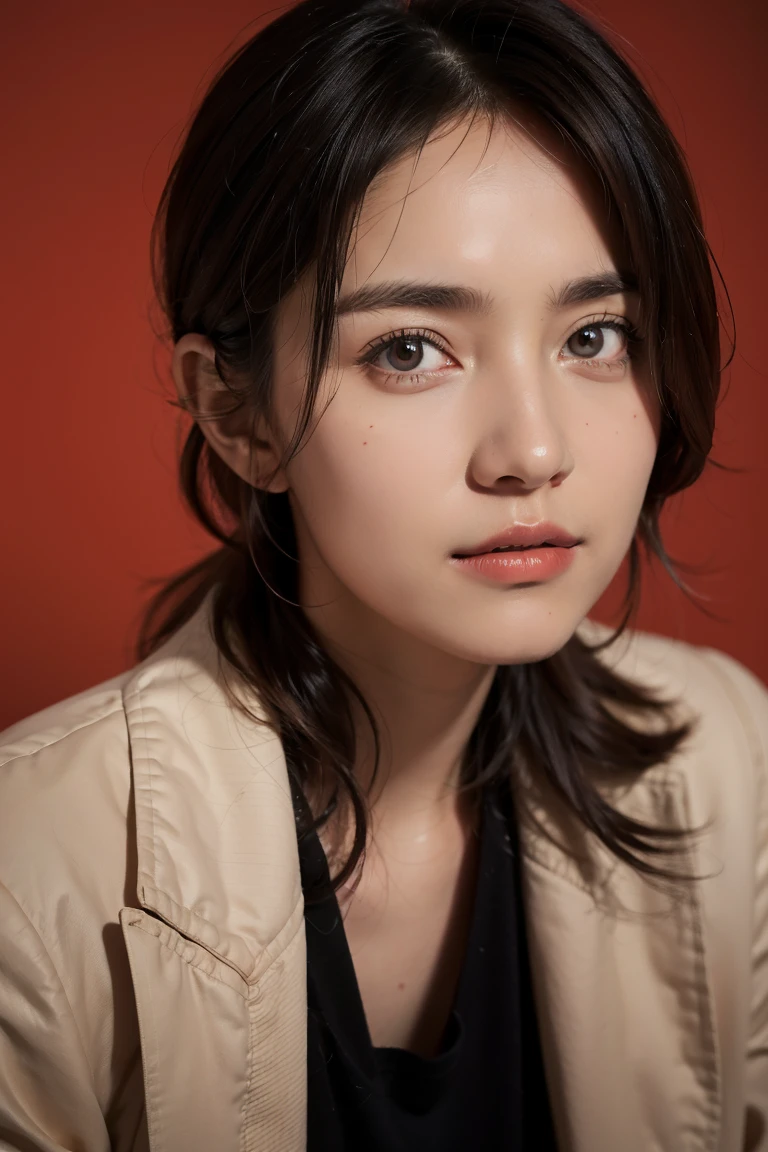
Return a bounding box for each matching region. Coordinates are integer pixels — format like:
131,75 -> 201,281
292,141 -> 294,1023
363,333 -> 451,377
562,321 -> 635,365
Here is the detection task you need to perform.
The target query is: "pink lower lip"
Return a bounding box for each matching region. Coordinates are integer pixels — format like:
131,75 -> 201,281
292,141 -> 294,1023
450,545 -> 578,584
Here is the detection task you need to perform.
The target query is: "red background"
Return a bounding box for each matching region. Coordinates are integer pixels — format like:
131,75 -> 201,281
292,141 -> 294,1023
1,0 -> 766,731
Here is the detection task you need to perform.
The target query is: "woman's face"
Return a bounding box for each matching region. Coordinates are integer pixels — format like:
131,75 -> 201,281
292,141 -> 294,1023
269,115 -> 659,667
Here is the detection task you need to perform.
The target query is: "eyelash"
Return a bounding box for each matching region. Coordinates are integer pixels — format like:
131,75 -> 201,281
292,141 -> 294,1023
354,314 -> 645,387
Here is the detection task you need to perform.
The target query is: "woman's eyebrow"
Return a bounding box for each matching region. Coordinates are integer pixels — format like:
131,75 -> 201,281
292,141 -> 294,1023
334,270 -> 639,317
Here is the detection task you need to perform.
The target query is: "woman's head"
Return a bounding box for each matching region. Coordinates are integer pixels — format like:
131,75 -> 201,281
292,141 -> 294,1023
176,110 -> 660,671
144,0 -> 728,885
164,0 -> 720,667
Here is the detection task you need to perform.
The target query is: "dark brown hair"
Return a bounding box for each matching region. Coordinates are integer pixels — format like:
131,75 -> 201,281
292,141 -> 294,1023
137,0 -> 738,895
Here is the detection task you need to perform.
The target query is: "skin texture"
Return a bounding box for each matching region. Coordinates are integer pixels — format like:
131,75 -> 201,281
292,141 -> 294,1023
172,113 -> 661,1051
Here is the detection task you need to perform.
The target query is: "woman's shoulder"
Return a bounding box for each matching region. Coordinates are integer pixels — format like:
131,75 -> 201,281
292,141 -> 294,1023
0,668 -> 133,772
0,668 -> 138,939
0,594 -> 267,929
0,669 -> 152,1130
0,597 -> 216,830
579,615 -> 768,741
0,608 -> 204,931
0,666 -> 137,845
578,616 -> 768,828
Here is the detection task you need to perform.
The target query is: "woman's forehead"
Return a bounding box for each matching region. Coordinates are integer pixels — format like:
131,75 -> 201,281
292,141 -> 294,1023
344,117 -> 625,303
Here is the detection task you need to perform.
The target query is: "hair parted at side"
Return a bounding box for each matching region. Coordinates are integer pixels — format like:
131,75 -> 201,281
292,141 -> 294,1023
137,0 -> 739,898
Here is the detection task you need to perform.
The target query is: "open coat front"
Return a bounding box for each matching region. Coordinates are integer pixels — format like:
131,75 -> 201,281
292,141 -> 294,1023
0,596 -> 766,1152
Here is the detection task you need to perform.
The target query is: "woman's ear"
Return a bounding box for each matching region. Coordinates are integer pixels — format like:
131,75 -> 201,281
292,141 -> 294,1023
170,333 -> 289,494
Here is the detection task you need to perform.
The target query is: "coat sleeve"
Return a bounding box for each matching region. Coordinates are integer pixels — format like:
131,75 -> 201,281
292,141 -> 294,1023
702,648 -> 768,1152
0,881 -> 110,1152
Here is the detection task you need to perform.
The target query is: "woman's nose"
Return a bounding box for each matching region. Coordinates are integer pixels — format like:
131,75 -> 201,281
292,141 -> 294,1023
465,371 -> 574,492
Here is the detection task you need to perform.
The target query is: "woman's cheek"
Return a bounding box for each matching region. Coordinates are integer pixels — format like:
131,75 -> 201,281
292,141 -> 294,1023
294,437 -> 429,592
288,431 -> 389,552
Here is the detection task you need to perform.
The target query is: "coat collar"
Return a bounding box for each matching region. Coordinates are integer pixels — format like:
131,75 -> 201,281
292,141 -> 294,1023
121,590 -> 302,982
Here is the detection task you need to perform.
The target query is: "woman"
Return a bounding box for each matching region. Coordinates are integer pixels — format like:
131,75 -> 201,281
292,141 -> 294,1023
0,0 -> 765,1148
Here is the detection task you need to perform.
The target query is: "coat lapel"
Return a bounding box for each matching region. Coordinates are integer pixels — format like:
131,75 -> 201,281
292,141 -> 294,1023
514,745 -> 722,1151
119,597 -> 308,1151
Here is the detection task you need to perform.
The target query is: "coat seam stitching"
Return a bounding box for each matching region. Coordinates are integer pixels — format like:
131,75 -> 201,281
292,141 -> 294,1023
121,911 -> 167,1152
0,704 -> 124,769
131,685 -> 160,905
241,906 -> 304,1147
676,768 -> 722,1151
124,913 -> 249,998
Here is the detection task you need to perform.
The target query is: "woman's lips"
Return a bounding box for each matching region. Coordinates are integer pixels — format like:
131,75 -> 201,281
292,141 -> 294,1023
450,543 -> 579,584
453,523 -> 581,556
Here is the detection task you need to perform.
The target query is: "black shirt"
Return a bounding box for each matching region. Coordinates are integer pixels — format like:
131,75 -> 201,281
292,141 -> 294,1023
294,777 -> 559,1150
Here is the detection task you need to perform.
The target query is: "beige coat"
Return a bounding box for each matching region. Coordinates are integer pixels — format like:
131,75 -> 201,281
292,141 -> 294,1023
0,594 -> 766,1152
